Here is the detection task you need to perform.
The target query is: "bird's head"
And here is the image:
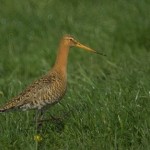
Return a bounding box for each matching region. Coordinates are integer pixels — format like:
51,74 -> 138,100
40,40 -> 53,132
62,35 -> 106,56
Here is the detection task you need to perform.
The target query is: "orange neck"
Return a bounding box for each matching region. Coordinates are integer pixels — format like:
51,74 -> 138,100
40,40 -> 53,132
53,40 -> 70,73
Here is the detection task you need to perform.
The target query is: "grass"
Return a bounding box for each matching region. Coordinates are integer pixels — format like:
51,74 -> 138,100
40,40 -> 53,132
0,0 -> 150,149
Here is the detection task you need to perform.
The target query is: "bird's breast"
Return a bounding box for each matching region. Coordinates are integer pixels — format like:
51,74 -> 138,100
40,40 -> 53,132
45,74 -> 67,104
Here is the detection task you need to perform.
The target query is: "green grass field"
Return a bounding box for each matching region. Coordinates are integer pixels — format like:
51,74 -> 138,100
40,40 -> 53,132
0,0 -> 150,149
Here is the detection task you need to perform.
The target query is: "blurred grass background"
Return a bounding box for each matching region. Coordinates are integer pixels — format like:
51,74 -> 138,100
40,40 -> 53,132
0,0 -> 150,149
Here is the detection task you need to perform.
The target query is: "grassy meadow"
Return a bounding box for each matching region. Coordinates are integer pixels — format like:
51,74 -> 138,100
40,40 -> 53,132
0,0 -> 150,149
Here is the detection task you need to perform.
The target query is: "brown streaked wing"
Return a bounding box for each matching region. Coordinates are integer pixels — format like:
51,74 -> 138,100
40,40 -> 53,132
13,74 -> 55,109
0,74 -> 53,111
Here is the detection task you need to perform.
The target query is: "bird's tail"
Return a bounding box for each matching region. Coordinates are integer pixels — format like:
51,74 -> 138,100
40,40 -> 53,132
0,107 -> 7,112
0,103 -> 14,112
0,98 -> 20,112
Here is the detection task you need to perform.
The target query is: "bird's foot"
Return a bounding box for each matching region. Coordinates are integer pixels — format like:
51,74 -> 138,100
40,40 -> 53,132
37,115 -> 62,123
35,110 -> 71,129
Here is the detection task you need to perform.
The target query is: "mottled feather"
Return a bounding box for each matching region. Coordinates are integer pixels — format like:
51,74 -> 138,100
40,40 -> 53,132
0,70 -> 67,112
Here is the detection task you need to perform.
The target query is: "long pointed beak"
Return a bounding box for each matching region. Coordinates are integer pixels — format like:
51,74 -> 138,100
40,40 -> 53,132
75,42 -> 106,56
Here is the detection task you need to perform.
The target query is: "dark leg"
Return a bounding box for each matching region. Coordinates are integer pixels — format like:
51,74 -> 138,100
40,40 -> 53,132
37,110 -> 72,124
35,109 -> 44,131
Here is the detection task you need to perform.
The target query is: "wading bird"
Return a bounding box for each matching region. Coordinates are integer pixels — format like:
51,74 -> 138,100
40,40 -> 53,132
0,35 -> 105,121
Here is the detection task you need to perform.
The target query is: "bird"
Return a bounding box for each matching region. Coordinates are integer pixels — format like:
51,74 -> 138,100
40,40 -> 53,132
0,35 -> 105,117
